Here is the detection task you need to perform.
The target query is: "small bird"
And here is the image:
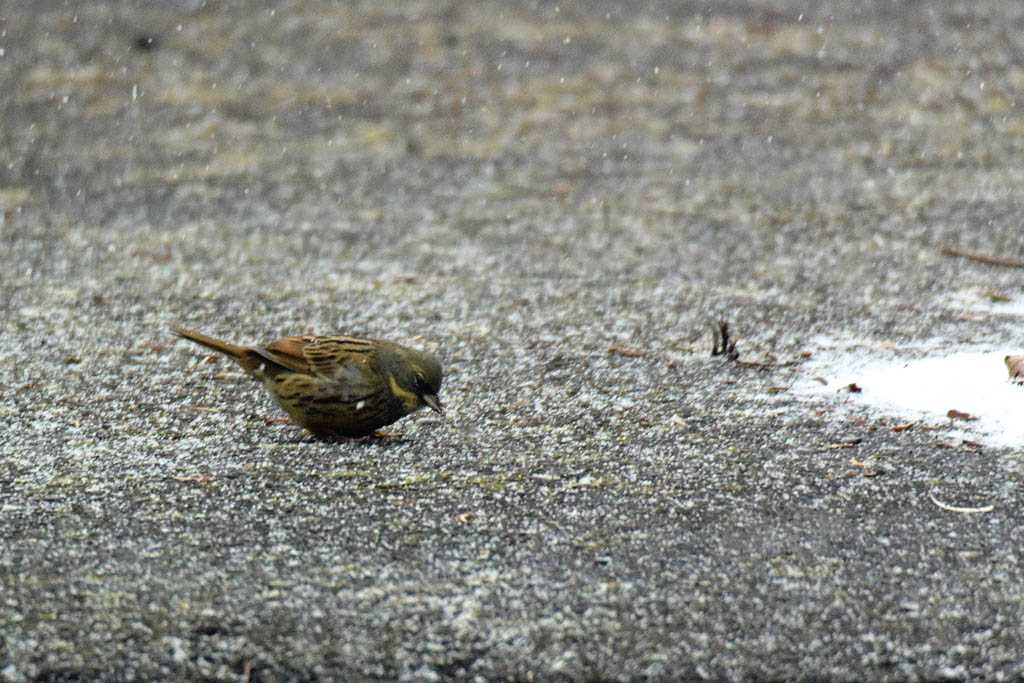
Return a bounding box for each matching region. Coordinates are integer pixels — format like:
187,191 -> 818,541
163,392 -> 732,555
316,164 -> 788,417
173,327 -> 443,439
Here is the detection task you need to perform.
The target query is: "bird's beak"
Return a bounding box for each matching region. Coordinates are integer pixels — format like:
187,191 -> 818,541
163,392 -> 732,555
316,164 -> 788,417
422,393 -> 443,414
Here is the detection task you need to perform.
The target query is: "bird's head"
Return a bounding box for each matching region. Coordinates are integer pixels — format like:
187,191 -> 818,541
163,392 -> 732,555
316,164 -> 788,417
385,344 -> 443,414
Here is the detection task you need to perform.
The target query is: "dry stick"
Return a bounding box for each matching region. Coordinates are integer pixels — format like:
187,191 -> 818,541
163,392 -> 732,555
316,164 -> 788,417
940,244 -> 1024,268
928,495 -> 994,514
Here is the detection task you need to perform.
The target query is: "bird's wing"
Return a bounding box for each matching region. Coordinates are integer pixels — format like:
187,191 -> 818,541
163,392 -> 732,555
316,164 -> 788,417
258,335 -> 378,379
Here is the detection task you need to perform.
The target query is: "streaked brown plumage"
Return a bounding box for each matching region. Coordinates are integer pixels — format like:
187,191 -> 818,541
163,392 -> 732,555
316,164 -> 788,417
173,327 -> 442,439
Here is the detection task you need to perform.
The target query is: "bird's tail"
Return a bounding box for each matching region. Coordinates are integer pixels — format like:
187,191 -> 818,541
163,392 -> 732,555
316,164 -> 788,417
172,327 -> 247,357
172,326 -> 263,373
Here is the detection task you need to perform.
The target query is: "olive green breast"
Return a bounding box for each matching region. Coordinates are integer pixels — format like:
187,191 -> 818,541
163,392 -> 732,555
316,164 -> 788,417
262,369 -> 413,438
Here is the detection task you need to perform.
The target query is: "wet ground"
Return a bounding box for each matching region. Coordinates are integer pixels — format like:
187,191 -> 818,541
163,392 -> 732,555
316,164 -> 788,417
2,1 -> 1024,680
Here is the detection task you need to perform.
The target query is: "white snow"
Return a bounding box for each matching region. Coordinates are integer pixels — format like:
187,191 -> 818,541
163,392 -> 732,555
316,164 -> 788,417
798,342 -> 1023,448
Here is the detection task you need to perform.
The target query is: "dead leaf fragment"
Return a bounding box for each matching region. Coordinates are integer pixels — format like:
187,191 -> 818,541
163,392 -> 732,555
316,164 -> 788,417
946,409 -> 977,421
846,383 -> 862,393
1006,354 -> 1024,382
553,180 -> 576,197
609,345 -> 644,358
891,422 -> 915,432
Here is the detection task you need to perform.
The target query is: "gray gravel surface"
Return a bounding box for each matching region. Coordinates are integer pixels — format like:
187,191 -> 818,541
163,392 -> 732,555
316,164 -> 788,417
3,1 -> 1024,680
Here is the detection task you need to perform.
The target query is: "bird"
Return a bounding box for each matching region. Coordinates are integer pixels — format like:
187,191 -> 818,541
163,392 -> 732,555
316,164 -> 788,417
172,327 -> 443,439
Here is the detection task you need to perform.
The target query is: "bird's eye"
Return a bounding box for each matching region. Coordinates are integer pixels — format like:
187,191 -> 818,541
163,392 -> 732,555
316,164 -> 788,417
414,373 -> 429,392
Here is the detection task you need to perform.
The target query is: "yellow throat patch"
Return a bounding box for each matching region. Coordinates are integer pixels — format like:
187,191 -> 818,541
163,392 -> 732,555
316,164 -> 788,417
389,375 -> 421,412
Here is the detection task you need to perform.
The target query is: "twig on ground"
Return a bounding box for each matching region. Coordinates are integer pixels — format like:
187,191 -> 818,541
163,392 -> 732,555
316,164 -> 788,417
711,320 -> 739,361
941,245 -> 1024,268
928,495 -> 994,514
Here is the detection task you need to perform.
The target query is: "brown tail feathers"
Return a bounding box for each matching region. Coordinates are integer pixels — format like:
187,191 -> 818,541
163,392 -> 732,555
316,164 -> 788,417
172,327 -> 263,372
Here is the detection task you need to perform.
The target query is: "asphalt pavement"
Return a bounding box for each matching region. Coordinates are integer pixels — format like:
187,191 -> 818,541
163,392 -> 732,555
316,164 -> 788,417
2,1 -> 1024,680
